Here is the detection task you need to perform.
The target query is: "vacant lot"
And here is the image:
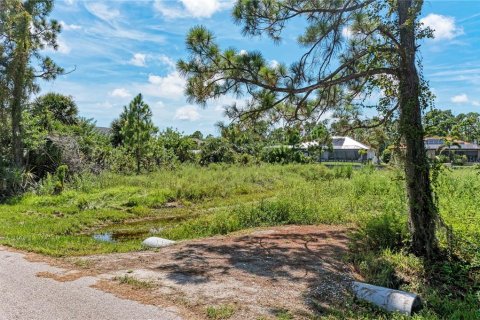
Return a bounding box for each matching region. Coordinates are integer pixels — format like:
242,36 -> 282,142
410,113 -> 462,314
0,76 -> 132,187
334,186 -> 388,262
0,164 -> 479,318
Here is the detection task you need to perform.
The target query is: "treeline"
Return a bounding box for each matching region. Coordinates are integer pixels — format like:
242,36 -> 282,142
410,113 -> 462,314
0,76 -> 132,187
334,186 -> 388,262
109,94 -> 332,175
0,89 -> 333,197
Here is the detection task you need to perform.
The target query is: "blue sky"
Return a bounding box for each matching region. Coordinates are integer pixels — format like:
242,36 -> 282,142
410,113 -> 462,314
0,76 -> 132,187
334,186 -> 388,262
39,0 -> 480,135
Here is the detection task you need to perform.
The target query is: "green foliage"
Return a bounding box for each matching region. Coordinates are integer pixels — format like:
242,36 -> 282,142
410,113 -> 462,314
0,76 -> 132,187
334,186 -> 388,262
205,304 -> 236,319
30,93 -> 79,127
38,164 -> 69,195
157,128 -> 197,163
350,213 -> 409,254
260,146 -> 310,164
424,108 -> 480,143
381,148 -> 392,164
0,0 -> 63,170
118,94 -> 158,174
333,165 -> 353,179
114,275 -> 155,289
200,137 -> 236,165
0,164 -> 479,318
452,154 -> 467,166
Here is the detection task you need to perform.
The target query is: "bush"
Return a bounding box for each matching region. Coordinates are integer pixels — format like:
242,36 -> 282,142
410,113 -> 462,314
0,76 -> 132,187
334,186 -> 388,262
260,146 -> 311,164
452,154 -> 467,166
37,164 -> 69,195
435,154 -> 449,163
333,165 -> 353,179
381,148 -> 392,164
350,213 -> 409,253
200,137 -> 237,165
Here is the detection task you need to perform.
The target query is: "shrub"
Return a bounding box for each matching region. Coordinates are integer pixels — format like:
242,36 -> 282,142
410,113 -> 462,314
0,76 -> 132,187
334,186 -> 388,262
452,154 -> 467,166
200,137 -> 237,165
350,213 -> 409,253
333,165 -> 353,179
260,146 -> 311,164
381,148 -> 392,164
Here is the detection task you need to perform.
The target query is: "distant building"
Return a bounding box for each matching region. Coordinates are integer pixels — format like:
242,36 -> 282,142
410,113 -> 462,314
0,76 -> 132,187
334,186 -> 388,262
300,136 -> 376,162
424,137 -> 480,162
94,127 -> 112,135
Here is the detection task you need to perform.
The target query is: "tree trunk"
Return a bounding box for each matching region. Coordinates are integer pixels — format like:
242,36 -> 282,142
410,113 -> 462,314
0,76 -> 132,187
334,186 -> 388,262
10,12 -> 30,169
136,147 -> 141,175
11,64 -> 25,168
398,0 -> 438,259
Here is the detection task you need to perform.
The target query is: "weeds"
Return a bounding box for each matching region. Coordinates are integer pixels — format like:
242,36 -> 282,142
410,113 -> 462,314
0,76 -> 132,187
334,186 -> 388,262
114,275 -> 155,290
0,164 -> 479,318
205,304 -> 236,319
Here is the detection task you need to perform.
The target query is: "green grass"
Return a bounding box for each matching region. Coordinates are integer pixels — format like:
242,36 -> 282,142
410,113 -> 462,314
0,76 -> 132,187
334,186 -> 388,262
205,304 -> 236,319
114,275 -> 155,289
0,163 -> 479,319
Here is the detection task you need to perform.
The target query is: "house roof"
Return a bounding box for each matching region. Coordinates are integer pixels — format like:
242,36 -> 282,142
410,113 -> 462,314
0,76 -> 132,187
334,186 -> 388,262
425,143 -> 480,150
424,137 -> 480,150
95,127 -> 112,135
299,136 -> 370,150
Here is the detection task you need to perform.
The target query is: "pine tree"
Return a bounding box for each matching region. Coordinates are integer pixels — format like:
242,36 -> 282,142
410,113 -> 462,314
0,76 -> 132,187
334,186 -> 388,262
120,94 -> 158,174
0,0 -> 63,168
178,0 -> 438,258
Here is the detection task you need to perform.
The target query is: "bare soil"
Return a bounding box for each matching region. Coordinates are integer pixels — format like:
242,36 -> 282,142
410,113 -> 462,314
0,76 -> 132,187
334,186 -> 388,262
76,225 -> 362,319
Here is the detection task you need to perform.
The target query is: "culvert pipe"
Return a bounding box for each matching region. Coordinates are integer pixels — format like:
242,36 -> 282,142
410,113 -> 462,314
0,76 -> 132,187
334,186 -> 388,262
352,281 -> 422,315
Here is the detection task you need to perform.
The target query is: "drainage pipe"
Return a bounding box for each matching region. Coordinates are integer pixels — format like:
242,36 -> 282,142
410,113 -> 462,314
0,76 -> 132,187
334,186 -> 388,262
352,281 -> 422,315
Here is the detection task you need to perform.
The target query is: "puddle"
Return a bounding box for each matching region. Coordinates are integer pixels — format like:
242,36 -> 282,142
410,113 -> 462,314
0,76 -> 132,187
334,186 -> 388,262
91,212 -> 195,243
92,230 -> 149,243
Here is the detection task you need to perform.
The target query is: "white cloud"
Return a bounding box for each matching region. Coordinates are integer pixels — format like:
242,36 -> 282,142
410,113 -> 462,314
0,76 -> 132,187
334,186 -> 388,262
420,14 -> 464,41
110,88 -> 132,98
239,49 -> 247,56
269,60 -> 279,68
45,37 -> 70,54
137,71 -> 186,100
342,26 -> 353,39
473,101 -> 480,107
85,3 -> 120,22
57,38 -> 71,54
451,93 -> 469,104
175,105 -> 201,121
154,0 -> 233,18
129,53 -> 147,67
157,54 -> 176,70
65,0 -> 75,5
60,21 -> 81,31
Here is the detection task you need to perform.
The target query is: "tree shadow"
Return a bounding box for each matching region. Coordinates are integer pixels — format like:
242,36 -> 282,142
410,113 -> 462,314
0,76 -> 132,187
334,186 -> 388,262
151,227 -> 355,310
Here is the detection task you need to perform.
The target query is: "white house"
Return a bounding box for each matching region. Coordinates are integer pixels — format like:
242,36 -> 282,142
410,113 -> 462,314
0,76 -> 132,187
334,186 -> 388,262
300,136 -> 376,162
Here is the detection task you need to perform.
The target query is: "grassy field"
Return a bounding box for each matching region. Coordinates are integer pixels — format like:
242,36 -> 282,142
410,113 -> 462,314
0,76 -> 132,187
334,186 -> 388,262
0,163 -> 479,319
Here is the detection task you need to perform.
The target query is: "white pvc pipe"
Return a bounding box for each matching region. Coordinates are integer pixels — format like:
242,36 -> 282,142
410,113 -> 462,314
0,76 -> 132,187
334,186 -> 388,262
352,281 -> 422,315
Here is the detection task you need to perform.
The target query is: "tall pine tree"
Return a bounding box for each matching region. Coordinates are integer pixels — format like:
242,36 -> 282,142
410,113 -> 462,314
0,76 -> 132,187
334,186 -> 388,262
120,94 -> 157,174
0,0 -> 63,168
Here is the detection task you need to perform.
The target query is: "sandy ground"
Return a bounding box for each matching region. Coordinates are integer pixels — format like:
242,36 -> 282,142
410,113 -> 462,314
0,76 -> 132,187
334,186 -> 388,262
1,225 -> 360,320
77,225 -> 361,319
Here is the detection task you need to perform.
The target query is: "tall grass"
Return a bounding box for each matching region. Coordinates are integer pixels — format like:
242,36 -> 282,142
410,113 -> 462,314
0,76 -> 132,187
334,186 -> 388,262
1,163 -> 478,318
1,164 -> 479,259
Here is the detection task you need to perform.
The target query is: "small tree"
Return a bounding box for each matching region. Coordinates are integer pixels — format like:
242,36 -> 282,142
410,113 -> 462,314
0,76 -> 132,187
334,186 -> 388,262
31,93 -> 79,128
119,94 -> 157,174
437,138 -> 461,162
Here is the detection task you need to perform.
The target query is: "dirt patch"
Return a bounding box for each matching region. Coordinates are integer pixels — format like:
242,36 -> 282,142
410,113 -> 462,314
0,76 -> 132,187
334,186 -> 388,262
83,225 -> 361,319
92,279 -> 200,319
3,225 -> 360,319
36,270 -> 95,282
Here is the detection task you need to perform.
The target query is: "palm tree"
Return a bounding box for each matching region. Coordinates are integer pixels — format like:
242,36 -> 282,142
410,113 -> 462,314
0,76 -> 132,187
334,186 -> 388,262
437,138 -> 461,162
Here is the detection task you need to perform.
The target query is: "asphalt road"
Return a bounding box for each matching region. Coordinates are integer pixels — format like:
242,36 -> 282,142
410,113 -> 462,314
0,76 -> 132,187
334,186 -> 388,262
0,248 -> 181,320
